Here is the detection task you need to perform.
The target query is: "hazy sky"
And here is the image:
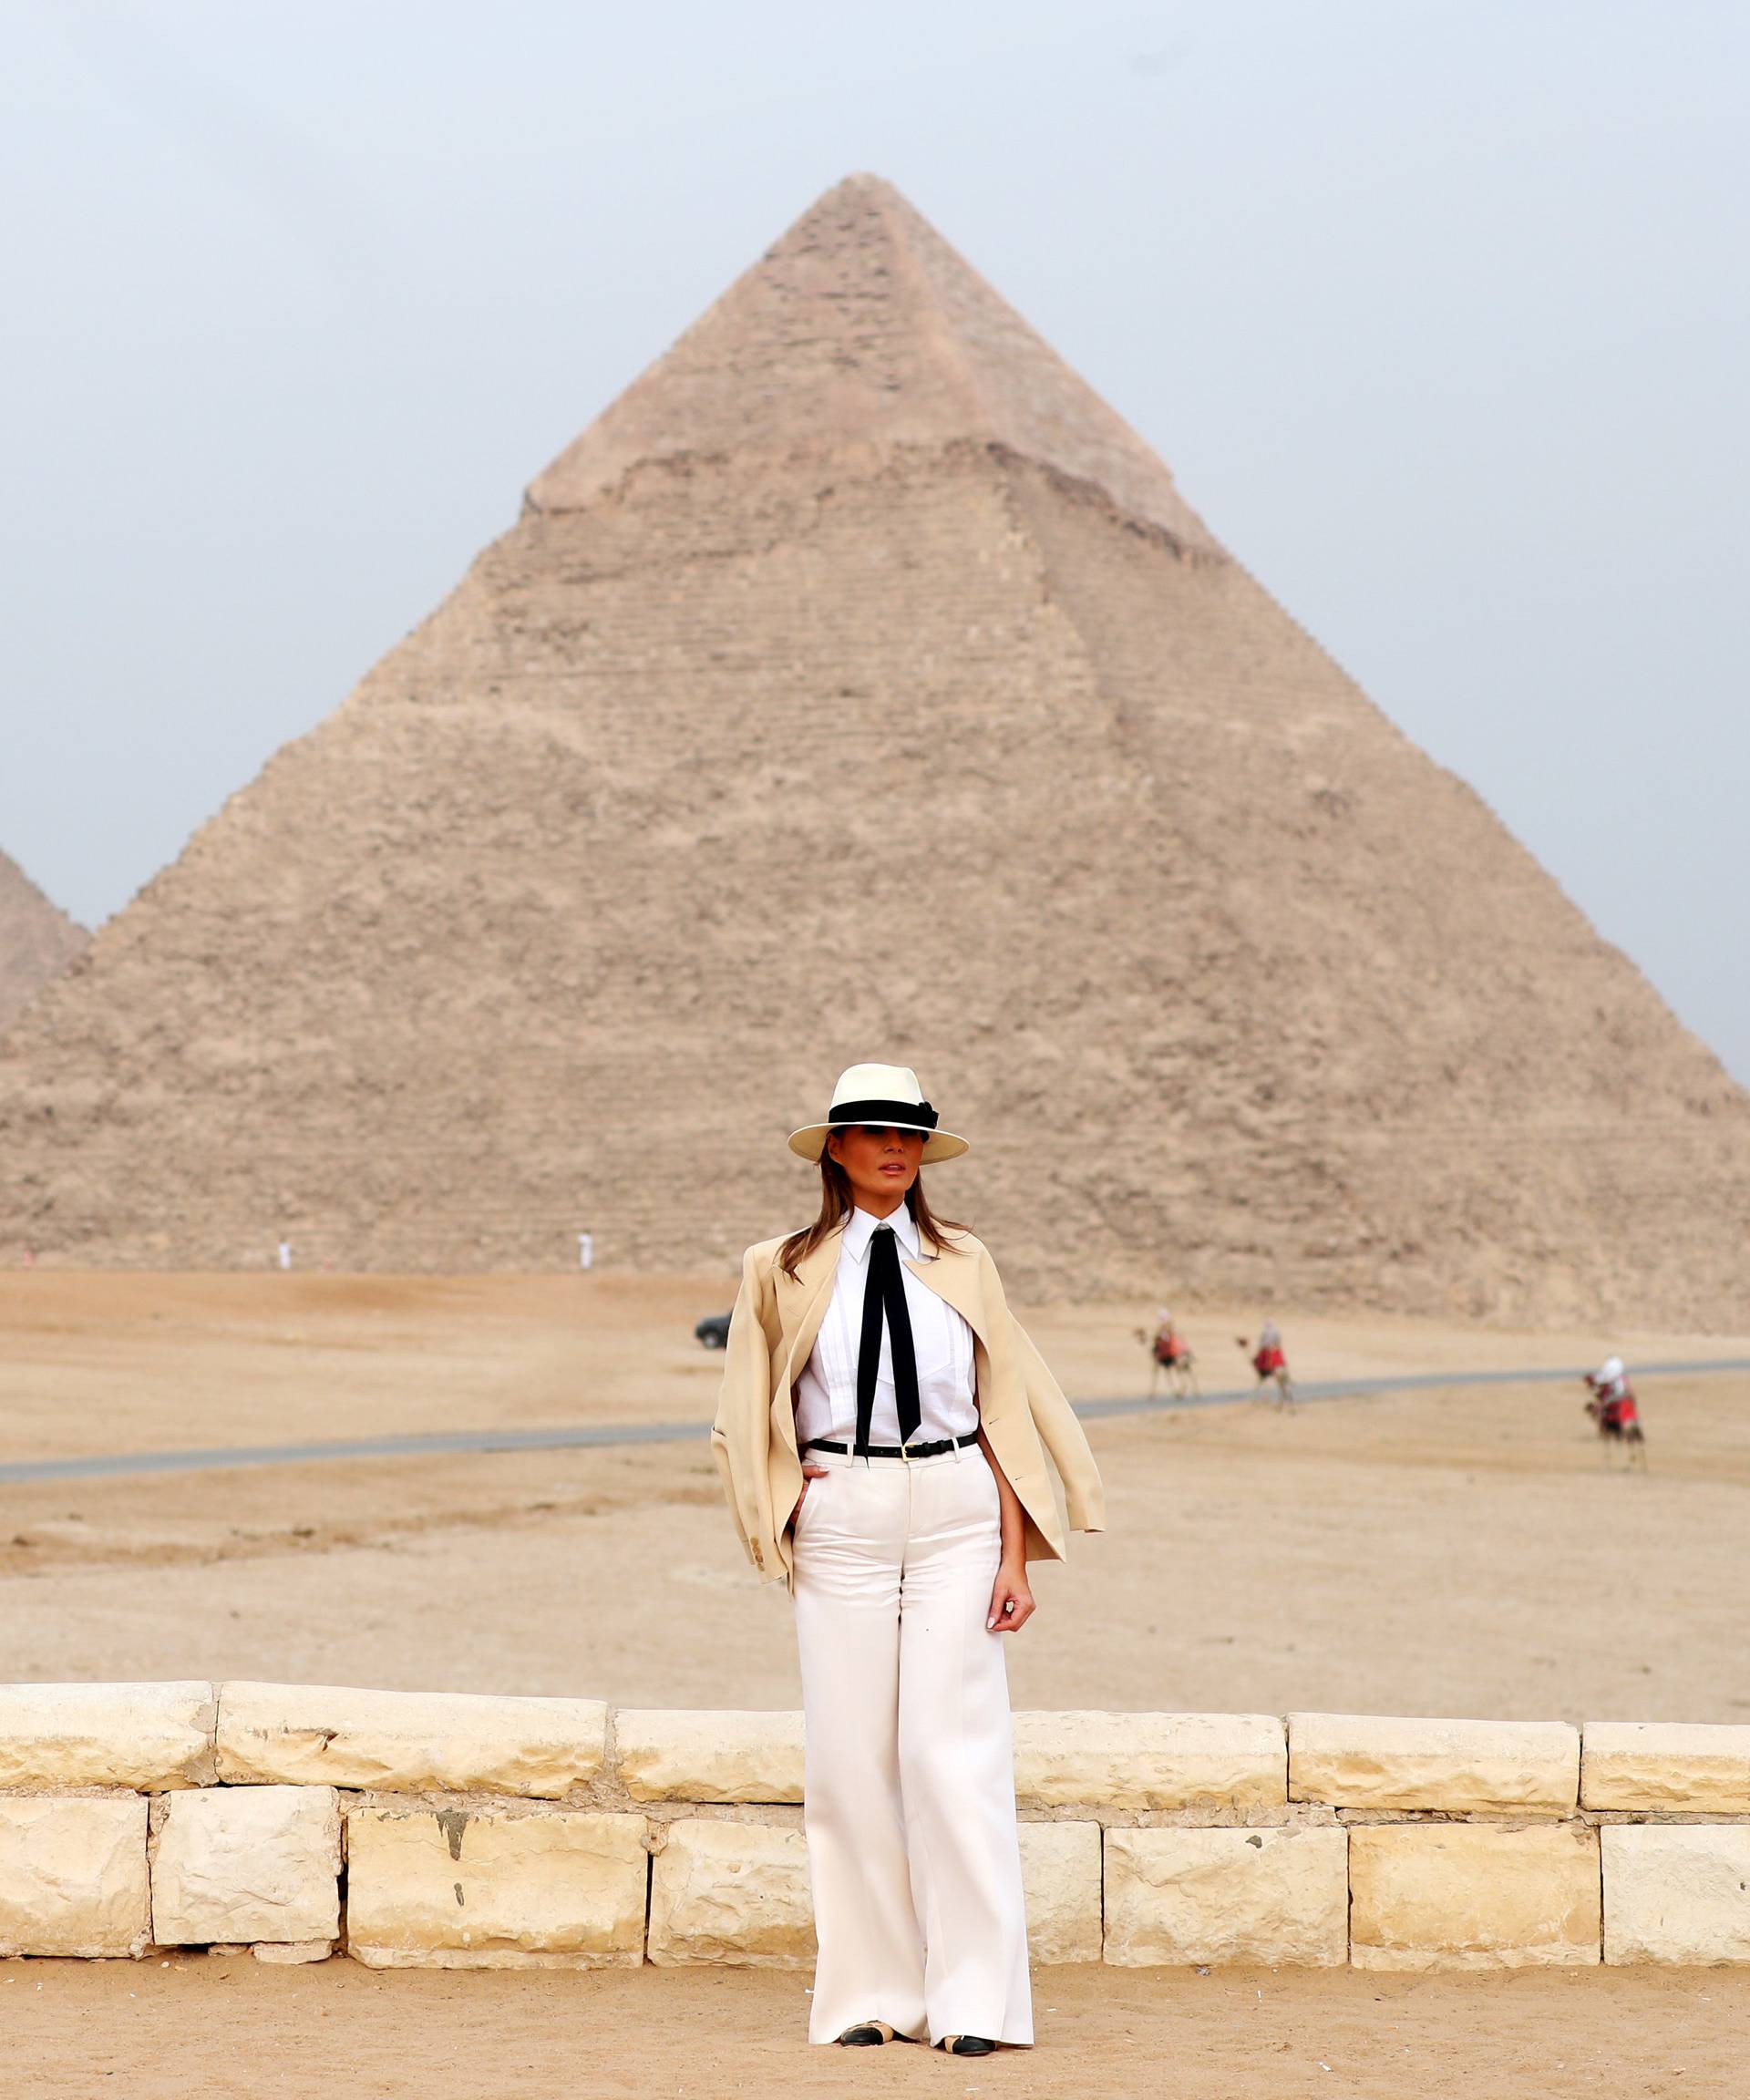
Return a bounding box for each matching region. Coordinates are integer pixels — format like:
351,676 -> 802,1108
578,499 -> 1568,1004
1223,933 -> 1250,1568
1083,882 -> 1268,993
4,1 -> 1745,1079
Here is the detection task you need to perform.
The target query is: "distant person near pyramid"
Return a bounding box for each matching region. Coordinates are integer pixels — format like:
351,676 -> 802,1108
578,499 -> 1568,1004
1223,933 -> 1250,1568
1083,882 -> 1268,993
1,175 -> 1746,1323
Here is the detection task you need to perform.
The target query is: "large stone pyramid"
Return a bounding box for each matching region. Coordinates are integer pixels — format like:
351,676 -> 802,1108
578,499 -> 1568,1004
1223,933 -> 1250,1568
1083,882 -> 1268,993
0,848 -> 85,1037
3,176 -> 1745,1321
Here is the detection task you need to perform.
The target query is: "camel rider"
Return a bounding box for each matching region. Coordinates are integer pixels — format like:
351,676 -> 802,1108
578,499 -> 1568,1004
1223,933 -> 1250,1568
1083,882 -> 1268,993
1152,1310 -> 1189,1368
1586,1354 -> 1639,1433
1253,1319 -> 1286,1380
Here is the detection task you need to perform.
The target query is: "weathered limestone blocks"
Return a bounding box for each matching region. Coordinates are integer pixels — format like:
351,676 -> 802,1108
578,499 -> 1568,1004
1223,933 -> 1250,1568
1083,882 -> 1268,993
346,1804 -> 647,1968
1583,1723 -> 1750,1815
647,1817 -> 812,1966
1291,1713 -> 1579,1813
150,1785 -> 340,1948
1602,1826 -> 1750,1964
1014,1711 -> 1284,1811
1018,1820 -> 1103,1963
12,1686 -> 1750,1976
0,1682 -> 215,1791
216,1683 -> 607,1798
0,1795 -> 151,1958
614,1710 -> 804,1804
1103,1827 -> 1347,1967
640,1816 -> 1106,1970
1348,1823 -> 1599,1970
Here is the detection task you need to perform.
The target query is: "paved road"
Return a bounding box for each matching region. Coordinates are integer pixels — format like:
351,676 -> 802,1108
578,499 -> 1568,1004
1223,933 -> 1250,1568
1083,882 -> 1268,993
3,1358 -> 1745,1486
1074,1356 -> 1750,1421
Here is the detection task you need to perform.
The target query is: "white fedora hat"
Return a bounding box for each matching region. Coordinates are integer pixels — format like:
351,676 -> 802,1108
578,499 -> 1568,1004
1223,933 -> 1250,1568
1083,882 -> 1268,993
788,1063 -> 970,1164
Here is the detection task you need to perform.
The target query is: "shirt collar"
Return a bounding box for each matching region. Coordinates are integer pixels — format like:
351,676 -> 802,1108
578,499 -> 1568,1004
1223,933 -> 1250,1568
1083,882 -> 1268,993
845,1203 -> 921,1263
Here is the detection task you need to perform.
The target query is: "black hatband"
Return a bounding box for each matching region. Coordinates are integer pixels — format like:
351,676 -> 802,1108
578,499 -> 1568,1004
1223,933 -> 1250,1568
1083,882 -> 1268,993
828,1097 -> 940,1131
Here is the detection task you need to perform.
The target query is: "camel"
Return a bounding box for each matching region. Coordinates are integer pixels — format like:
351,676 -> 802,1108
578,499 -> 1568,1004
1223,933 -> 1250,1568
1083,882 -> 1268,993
1237,1322 -> 1295,1409
1137,1312 -> 1200,1399
1583,1360 -> 1648,1471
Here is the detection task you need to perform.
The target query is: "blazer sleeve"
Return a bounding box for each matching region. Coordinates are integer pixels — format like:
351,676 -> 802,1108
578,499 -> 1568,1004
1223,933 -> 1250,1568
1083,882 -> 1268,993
709,1245 -> 775,1571
1011,1314 -> 1106,1533
979,1242 -> 1107,1536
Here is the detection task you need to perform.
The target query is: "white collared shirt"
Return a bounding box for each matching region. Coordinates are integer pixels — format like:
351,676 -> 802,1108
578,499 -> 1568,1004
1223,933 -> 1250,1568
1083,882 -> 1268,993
793,1205 -> 979,1449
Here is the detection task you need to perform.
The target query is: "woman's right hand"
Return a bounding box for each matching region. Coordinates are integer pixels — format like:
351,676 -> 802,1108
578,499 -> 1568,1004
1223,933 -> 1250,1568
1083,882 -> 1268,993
790,1462 -> 830,1529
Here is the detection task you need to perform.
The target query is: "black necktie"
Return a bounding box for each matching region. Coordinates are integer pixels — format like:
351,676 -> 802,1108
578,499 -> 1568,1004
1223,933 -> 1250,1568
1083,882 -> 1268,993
856,1224 -> 921,1455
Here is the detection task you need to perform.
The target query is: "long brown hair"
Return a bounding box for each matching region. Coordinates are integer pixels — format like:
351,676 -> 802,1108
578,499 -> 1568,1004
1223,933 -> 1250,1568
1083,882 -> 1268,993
777,1152 -> 968,1281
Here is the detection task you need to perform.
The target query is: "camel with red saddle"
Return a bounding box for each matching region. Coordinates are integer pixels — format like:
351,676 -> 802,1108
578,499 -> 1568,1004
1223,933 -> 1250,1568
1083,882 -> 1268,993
1136,1310 -> 1200,1398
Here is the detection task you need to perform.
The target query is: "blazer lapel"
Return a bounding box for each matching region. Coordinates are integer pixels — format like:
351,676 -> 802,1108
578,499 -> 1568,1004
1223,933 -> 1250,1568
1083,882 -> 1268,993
775,1222 -> 847,1436
902,1241 -> 991,1351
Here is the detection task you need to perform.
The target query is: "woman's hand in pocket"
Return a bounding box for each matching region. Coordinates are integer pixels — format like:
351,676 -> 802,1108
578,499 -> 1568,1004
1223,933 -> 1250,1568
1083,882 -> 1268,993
790,1463 -> 829,1529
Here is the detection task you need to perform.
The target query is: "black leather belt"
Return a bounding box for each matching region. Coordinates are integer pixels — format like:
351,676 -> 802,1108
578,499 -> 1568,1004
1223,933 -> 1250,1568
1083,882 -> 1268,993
806,1432 -> 980,1462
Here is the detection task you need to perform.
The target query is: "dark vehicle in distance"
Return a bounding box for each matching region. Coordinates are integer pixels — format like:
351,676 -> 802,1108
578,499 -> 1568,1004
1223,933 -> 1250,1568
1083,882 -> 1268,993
695,1312 -> 732,1350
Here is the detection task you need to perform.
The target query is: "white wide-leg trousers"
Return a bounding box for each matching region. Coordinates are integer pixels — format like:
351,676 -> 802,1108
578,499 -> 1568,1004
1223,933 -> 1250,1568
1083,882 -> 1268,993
791,1443 -> 1033,2048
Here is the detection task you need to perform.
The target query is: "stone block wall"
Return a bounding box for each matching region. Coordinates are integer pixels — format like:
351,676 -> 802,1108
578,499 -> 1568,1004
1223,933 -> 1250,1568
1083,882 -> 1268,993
1,1685 -> 1747,1971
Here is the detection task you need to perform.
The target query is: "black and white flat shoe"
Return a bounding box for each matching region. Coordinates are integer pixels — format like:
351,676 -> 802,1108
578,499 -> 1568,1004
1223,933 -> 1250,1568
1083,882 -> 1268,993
837,2022 -> 895,2046
938,2034 -> 996,2056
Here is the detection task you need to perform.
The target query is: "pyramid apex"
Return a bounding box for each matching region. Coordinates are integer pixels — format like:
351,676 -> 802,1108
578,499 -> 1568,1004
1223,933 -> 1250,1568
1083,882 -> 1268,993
526,176 -> 1217,549
812,170 -> 922,217
0,846 -> 87,1035
774,170 -> 914,235
825,170 -> 901,196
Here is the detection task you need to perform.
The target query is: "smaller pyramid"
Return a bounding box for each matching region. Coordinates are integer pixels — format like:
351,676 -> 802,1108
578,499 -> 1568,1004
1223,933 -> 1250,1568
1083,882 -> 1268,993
0,849 -> 86,1035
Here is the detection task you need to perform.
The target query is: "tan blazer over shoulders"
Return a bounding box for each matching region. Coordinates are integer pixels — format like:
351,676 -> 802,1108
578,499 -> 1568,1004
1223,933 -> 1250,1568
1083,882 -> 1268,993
709,1219 -> 1105,1588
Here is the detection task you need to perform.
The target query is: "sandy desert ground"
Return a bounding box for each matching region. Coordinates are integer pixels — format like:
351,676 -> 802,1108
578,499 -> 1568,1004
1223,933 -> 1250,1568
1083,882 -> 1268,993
3,1956 -> 1745,2100
5,1274 -> 1748,2095
1,1272 -> 1745,1720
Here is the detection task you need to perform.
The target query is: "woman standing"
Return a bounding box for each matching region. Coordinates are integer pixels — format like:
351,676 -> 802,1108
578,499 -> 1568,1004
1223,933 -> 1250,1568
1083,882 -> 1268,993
710,1063 -> 1105,2054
